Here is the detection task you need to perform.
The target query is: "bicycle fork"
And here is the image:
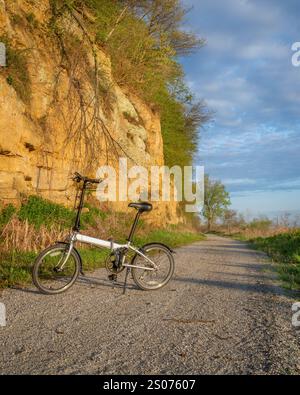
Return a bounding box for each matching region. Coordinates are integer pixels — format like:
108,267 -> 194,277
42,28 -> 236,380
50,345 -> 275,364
55,242 -> 74,272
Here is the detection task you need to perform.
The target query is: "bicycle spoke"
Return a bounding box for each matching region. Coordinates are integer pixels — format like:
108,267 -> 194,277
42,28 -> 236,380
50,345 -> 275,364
32,244 -> 80,294
132,245 -> 174,290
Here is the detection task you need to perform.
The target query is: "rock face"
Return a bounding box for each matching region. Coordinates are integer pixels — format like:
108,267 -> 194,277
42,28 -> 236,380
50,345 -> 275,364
0,0 -> 181,225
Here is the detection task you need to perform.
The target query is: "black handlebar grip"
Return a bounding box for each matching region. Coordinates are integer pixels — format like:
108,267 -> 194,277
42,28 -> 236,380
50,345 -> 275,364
72,173 -> 102,184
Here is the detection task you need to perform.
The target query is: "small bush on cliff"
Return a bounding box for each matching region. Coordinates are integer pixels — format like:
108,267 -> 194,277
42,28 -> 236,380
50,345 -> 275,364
26,12 -> 39,29
0,36 -> 31,103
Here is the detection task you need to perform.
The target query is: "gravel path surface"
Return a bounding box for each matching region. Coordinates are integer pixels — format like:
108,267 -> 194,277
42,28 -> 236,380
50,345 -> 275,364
1,235 -> 300,375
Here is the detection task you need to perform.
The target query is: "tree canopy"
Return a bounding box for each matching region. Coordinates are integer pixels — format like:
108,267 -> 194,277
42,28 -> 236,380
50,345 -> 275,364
203,175 -> 231,231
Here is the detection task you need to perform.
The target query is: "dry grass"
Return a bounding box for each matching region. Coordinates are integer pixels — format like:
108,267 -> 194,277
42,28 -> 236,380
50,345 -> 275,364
0,216 -> 67,253
0,204 -> 137,254
0,210 -> 189,254
213,226 -> 293,241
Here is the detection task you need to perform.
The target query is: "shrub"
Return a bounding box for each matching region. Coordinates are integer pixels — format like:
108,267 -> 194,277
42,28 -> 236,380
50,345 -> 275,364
0,36 -> 31,103
0,204 -> 16,228
18,195 -> 74,230
252,231 -> 300,290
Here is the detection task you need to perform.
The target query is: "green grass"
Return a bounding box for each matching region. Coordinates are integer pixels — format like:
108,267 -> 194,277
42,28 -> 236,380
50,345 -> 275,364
230,233 -> 250,242
0,248 -> 108,288
135,229 -> 205,249
252,231 -> 300,290
79,248 -> 108,272
0,229 -> 205,289
0,204 -> 16,227
0,251 -> 36,288
6,195 -> 106,230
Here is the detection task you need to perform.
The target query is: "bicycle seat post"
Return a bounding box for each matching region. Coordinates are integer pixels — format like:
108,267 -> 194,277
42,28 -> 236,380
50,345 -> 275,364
123,208 -> 140,294
127,211 -> 141,243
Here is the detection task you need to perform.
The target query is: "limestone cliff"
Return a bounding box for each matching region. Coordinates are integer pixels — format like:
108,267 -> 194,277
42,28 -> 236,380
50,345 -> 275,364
0,0 -> 181,225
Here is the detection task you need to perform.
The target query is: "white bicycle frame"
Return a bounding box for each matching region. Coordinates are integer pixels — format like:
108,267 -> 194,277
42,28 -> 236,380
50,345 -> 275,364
59,232 -> 158,272
56,176 -> 160,274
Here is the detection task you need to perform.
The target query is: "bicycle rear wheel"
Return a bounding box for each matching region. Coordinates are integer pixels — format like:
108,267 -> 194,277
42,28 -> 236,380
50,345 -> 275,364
32,243 -> 80,295
131,244 -> 175,291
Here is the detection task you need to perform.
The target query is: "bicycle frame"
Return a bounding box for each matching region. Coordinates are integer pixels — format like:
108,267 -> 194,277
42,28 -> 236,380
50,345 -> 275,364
58,232 -> 157,272
33,173 -> 175,296
75,233 -> 157,271
60,178 -> 158,272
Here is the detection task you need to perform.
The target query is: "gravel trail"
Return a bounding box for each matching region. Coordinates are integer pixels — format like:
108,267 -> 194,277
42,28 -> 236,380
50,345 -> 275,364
1,235 -> 300,375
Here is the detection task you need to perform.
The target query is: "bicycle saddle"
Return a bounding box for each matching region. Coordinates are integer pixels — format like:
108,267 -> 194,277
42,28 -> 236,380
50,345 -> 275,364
128,202 -> 153,213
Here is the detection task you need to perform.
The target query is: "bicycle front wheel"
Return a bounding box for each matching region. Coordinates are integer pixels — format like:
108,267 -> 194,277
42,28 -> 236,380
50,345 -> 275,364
131,244 -> 175,291
32,243 -> 80,295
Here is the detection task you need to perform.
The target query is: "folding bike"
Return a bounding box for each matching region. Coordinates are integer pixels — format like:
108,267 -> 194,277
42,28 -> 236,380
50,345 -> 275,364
32,173 -> 175,294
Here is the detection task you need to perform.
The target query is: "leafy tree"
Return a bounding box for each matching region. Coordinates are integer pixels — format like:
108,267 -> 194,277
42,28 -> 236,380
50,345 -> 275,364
203,175 -> 231,231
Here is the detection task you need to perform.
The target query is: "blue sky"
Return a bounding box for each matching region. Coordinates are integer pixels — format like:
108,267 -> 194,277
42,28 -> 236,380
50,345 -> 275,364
181,0 -> 300,217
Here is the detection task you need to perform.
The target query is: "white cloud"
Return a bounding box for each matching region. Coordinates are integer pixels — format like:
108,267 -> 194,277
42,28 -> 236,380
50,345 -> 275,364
223,178 -> 257,186
239,42 -> 289,60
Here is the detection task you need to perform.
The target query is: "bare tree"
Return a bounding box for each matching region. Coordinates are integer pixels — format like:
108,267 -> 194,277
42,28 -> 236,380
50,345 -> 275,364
223,209 -> 238,234
280,212 -> 292,228
122,0 -> 205,55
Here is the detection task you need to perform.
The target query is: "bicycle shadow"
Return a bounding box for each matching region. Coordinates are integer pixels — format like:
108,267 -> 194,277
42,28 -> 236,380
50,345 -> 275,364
10,274 -> 137,296
76,275 -> 137,290
10,286 -> 41,295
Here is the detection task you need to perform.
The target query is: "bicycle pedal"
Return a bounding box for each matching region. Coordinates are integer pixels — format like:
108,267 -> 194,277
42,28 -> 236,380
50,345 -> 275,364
108,274 -> 117,282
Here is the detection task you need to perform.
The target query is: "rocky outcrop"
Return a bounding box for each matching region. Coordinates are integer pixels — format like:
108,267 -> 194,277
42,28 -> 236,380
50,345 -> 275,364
0,0 -> 181,225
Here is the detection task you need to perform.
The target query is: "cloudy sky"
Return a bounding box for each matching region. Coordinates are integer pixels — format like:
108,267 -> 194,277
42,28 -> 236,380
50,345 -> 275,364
181,0 -> 300,217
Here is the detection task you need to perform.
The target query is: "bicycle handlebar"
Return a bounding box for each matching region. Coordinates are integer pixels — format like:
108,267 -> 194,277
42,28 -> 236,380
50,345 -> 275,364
72,172 -> 103,185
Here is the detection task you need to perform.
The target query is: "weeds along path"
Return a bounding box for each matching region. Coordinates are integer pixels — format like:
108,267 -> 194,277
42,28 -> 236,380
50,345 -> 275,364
1,235 -> 300,374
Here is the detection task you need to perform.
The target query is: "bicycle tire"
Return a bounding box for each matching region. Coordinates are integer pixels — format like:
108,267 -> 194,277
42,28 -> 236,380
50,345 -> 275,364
32,243 -> 80,295
131,243 -> 175,291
